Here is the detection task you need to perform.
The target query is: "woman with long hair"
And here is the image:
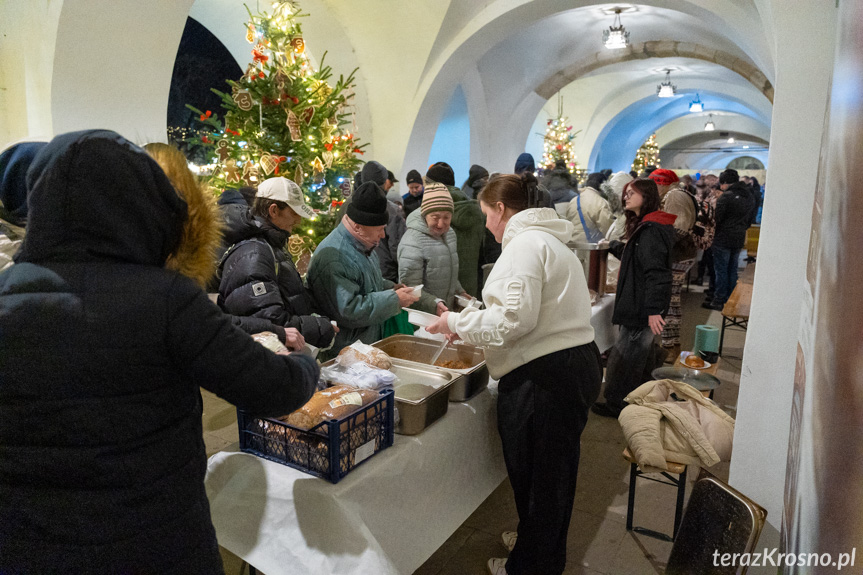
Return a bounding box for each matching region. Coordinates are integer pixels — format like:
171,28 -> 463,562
427,172 -> 601,575
592,178 -> 677,418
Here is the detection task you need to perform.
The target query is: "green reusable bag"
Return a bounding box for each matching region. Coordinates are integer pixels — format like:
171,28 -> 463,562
382,309 -> 415,338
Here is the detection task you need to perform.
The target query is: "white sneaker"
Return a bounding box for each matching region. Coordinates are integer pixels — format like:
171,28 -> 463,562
487,557 -> 508,575
501,531 -> 517,552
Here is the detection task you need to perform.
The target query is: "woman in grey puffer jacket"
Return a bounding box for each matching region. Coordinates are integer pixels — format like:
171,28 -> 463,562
397,183 -> 468,314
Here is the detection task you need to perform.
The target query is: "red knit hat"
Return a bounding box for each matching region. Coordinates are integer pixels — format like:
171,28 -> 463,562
649,169 -> 679,186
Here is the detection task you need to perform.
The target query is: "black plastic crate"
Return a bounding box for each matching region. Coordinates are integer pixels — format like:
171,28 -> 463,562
237,389 -> 394,483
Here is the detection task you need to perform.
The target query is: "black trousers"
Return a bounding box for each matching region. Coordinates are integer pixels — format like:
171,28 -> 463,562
497,342 -> 602,575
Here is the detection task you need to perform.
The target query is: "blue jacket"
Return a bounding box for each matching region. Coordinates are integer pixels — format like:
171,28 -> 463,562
307,222 -> 401,356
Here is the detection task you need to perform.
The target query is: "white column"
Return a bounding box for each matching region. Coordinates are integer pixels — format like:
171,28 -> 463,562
727,1 -> 837,526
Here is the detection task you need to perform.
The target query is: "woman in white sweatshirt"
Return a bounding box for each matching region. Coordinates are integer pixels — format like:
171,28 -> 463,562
427,172 -> 601,575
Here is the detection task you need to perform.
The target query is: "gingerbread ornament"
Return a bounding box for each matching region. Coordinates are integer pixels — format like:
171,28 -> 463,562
300,106 -> 315,125
312,156 -> 325,174
224,160 -> 241,184
216,140 -> 231,163
287,110 -> 302,141
259,153 -> 278,176
290,36 -> 305,54
339,179 -> 353,198
243,161 -> 259,186
322,151 -> 334,169
294,165 -> 304,186
234,89 -> 254,111
246,23 -> 256,43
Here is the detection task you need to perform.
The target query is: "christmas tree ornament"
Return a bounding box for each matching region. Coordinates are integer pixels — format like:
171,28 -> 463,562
320,120 -> 337,140
287,109 -> 302,141
300,105 -> 316,125
224,160 -> 241,183
290,36 -> 305,53
216,140 -> 231,163
246,22 -> 256,43
273,0 -> 299,21
243,161 -> 259,186
295,165 -> 304,186
339,179 -> 352,198
259,153 -> 278,175
275,70 -> 288,91
234,89 -> 254,111
312,156 -> 325,174
322,150 -> 334,169
242,64 -> 257,83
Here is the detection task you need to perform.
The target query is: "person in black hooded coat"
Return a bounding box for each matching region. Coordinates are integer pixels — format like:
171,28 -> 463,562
0,130 -> 319,574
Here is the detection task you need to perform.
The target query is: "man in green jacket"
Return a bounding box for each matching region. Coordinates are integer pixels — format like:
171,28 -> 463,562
426,162 -> 485,296
308,181 -> 419,357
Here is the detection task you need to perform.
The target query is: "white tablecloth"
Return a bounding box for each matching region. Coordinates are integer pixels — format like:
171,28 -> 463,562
590,294 -> 618,352
205,385 -> 506,575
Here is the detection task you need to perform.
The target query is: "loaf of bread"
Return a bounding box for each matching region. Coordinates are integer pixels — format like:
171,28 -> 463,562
282,385 -> 380,430
337,341 -> 393,370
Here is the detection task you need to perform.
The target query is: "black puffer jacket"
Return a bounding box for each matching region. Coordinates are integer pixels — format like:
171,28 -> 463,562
0,130 -> 318,574
217,212 -> 335,347
713,182 -> 755,249
609,211 -> 676,328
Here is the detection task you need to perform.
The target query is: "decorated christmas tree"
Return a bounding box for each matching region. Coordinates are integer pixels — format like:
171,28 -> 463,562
631,133 -> 661,174
541,97 -> 581,175
186,0 -> 365,254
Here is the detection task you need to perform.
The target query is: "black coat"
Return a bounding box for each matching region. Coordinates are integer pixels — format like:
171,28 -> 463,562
713,182 -> 755,249
609,211 -> 676,328
217,213 -> 336,347
0,130 -> 319,574
402,192 -> 422,217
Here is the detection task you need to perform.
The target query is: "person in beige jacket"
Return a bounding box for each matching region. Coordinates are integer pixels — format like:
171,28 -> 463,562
566,172 -> 615,245
649,169 -> 697,359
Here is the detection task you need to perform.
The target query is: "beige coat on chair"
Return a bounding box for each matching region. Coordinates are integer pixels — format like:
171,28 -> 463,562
619,379 -> 735,472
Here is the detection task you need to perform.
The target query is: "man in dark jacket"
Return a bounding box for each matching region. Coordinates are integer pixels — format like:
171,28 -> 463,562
0,141 -> 46,270
461,164 -> 489,199
705,169 -> 755,310
402,168 -> 424,217
218,176 -> 336,348
0,130 -> 318,574
513,152 -> 553,207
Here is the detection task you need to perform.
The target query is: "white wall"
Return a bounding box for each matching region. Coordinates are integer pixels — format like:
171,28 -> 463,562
0,0 -> 64,149
727,0 -> 837,527
50,0 -> 195,144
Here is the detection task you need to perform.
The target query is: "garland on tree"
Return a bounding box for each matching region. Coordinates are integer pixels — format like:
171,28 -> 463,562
186,0 -> 366,251
631,133 -> 661,174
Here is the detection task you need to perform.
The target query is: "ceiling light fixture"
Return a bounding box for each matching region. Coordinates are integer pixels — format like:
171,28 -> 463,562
743,145 -> 750,149
727,137 -> 735,144
657,70 -> 676,98
603,9 -> 630,50
689,94 -> 703,113
704,114 -> 715,131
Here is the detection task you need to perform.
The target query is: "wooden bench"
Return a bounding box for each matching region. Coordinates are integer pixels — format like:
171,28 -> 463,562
719,280 -> 751,356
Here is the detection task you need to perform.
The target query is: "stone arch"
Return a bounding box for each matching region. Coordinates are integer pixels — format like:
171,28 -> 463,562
536,41 -> 774,103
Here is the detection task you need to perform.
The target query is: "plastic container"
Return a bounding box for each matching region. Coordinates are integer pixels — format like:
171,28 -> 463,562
410,284 -> 423,297
403,307 -> 438,327
237,389 -> 395,483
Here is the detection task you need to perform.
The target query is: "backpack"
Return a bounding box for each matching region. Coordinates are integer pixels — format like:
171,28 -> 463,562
689,194 -> 715,251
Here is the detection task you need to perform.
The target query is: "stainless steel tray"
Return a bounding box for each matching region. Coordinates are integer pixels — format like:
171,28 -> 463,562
651,366 -> 721,392
566,241 -> 609,251
372,334 -> 489,401
389,361 -> 453,435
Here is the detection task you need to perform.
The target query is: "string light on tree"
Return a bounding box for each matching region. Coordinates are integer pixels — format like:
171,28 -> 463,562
186,0 -> 366,253
631,133 -> 661,174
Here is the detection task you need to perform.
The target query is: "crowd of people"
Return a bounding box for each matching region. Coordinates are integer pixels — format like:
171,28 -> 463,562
0,132 -> 763,575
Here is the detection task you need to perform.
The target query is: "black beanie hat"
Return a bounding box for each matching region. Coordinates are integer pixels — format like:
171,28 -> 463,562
719,169 -> 740,185
347,181 -> 389,226
426,162 -> 455,187
405,169 -> 423,185
466,164 -> 489,187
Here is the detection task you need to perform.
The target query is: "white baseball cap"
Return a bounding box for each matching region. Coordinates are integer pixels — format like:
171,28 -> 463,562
256,177 -> 315,219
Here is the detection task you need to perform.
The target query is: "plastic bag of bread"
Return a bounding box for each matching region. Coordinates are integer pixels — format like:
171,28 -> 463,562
252,331 -> 288,354
321,362 -> 397,390
337,341 -> 392,370
281,385 -> 380,430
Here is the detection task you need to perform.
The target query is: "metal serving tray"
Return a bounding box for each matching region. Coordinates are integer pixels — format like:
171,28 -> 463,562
389,360 -> 454,435
372,335 -> 489,401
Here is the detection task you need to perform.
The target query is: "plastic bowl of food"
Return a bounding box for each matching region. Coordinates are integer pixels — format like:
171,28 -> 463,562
403,307 -> 438,327
411,284 -> 423,297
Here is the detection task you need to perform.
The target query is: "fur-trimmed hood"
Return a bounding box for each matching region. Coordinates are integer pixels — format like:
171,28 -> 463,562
164,180 -> 222,289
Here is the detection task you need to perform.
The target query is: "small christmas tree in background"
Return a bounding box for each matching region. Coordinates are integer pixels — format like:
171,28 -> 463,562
186,0 -> 365,255
631,133 -> 660,174
541,96 -> 582,179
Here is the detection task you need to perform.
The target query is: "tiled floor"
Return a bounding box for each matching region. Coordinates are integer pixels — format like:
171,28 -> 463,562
202,269 -> 753,575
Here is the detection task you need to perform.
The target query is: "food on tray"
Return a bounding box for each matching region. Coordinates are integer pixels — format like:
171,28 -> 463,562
684,355 -> 706,368
281,385 -> 380,430
252,331 -> 288,354
337,341 -> 393,370
435,359 -> 472,370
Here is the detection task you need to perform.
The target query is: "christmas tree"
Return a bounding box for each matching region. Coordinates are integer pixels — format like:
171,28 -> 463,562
186,0 -> 365,253
541,97 -> 581,175
631,133 -> 660,174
